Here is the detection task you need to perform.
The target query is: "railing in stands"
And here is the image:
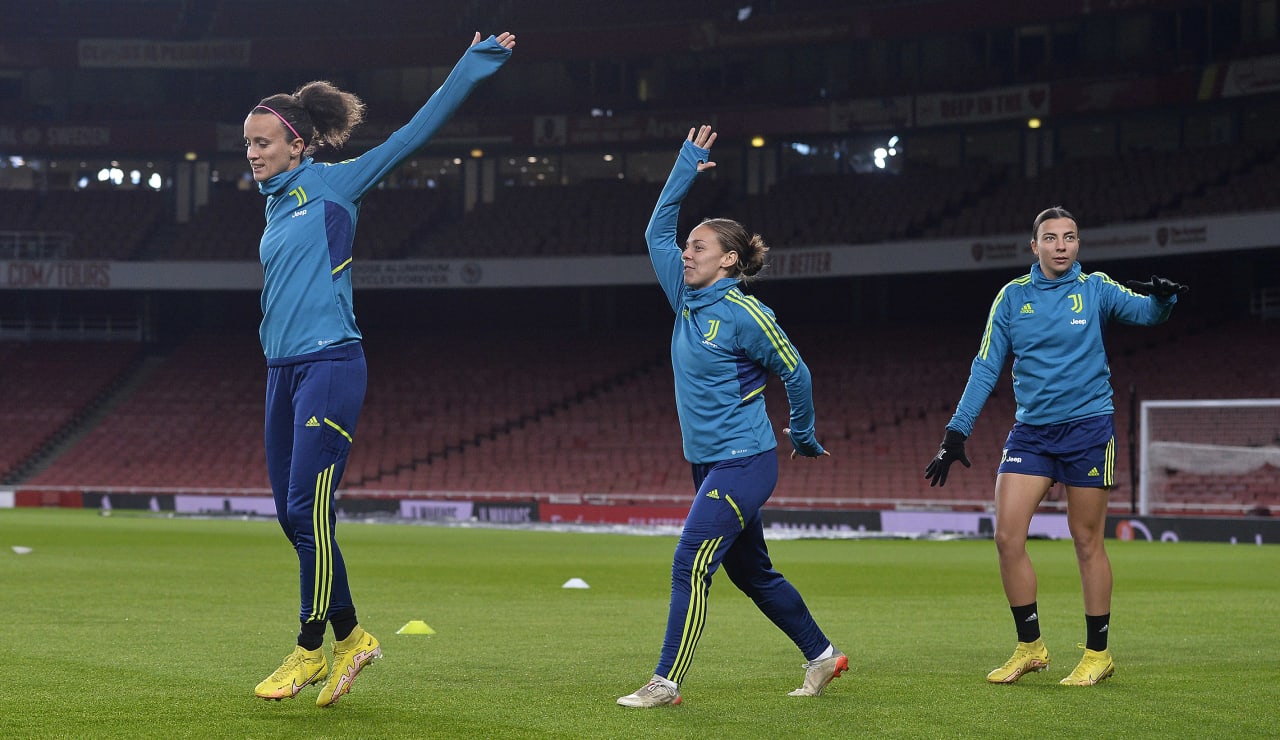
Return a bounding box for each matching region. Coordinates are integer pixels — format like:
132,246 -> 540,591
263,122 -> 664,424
0,316 -> 144,341
0,231 -> 73,260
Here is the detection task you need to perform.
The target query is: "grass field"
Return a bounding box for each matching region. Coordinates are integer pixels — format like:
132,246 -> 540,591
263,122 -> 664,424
3,508 -> 1277,739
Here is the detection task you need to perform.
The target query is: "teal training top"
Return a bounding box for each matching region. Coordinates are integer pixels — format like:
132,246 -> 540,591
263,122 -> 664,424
947,261 -> 1177,435
256,37 -> 511,363
646,139 -> 823,464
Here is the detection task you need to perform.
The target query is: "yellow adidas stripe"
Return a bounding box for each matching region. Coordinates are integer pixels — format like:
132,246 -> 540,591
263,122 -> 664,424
724,495 -> 745,530
742,385 -> 766,402
725,290 -> 798,370
331,257 -> 352,276
1095,272 -> 1131,292
980,277 -> 1028,360
309,464 -> 335,622
324,418 -> 353,443
669,536 -> 721,683
1104,436 -> 1116,487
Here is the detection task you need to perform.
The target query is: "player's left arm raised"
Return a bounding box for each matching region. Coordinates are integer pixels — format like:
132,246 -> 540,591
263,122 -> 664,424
1106,272 -> 1186,325
326,31 -> 516,198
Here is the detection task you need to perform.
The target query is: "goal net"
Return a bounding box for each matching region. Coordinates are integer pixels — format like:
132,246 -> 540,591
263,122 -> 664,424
1139,399 -> 1280,515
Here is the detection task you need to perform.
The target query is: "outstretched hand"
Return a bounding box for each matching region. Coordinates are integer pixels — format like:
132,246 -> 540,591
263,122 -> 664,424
687,125 -> 717,172
1125,274 -> 1187,298
471,31 -> 517,50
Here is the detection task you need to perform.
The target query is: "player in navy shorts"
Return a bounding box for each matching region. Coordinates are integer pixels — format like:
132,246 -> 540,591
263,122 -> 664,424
997,416 -> 1116,487
924,206 -> 1186,686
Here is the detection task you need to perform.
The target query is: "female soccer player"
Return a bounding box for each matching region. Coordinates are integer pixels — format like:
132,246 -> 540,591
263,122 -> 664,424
617,125 -> 846,708
924,206 -> 1186,686
246,31 -> 515,707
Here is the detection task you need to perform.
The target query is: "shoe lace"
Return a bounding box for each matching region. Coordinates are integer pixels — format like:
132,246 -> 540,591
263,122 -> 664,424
268,650 -> 304,680
333,633 -> 370,659
801,655 -> 835,670
999,649 -> 1030,670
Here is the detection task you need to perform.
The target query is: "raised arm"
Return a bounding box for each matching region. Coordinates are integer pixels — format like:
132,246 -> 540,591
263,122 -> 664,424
645,126 -> 716,311
325,32 -> 516,200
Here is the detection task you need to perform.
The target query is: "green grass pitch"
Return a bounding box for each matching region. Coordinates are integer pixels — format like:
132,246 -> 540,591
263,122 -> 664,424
3,508 -> 1277,738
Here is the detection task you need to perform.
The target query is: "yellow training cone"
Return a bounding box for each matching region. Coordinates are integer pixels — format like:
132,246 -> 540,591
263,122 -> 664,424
397,620 -> 436,635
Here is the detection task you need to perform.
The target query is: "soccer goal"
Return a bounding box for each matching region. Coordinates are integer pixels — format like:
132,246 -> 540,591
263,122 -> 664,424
1139,399 -> 1280,515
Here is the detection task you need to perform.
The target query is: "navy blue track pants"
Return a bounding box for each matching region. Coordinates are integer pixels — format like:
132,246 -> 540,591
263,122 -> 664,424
655,449 -> 830,684
264,343 -> 366,625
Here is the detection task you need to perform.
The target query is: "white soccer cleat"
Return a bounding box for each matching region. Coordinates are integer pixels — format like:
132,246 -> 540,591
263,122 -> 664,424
617,676 -> 682,707
788,650 -> 849,696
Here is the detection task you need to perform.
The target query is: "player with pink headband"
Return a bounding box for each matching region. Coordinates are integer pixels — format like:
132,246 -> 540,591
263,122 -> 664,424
252,104 -> 302,142
245,31 -> 515,707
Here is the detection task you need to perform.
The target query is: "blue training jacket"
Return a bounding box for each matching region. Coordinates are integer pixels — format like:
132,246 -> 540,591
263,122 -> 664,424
647,139 -> 824,465
947,261 -> 1177,435
256,37 -> 512,363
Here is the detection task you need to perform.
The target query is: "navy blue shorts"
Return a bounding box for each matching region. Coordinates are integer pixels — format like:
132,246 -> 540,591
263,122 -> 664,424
997,415 -> 1116,489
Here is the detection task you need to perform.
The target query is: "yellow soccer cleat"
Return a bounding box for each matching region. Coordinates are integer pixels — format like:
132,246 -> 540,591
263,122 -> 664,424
1059,646 -> 1115,686
316,626 -> 382,707
986,638 -> 1050,684
255,645 -> 329,700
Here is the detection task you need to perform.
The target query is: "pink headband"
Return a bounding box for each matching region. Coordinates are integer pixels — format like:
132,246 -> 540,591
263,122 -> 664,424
254,105 -> 303,143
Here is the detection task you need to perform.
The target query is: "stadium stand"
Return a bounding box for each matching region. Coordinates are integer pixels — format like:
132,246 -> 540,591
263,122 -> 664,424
145,186 -> 262,261
724,164 -> 1006,247
23,332 -> 267,490
13,312 -> 1276,515
1166,141 -> 1280,218
207,0 -> 493,39
927,144 -> 1277,238
413,177 -> 728,258
0,0 -> 180,40
0,190 -> 166,261
0,341 -> 142,482
17,138 -> 1263,262
341,327 -> 672,491
3,138 -> 1271,262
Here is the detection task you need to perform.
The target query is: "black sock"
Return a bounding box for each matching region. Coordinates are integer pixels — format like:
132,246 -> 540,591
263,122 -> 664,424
298,620 -> 326,651
330,608 -> 358,642
1011,602 -> 1041,643
1085,613 -> 1110,651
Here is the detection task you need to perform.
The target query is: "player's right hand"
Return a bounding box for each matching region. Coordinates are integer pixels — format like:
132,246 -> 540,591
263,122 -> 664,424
924,428 -> 970,487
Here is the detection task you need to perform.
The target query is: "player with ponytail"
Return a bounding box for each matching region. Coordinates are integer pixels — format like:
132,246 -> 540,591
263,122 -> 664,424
246,31 -> 515,707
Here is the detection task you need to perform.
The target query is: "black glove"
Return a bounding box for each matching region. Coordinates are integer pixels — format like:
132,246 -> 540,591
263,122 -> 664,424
924,428 -> 971,488
1125,275 -> 1188,299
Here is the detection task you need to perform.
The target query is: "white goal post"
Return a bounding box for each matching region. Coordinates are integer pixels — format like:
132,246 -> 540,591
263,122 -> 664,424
1139,399 -> 1280,516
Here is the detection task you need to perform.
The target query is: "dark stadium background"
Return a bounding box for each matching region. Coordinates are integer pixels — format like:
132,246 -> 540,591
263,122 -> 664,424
1,1 -> 1276,532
